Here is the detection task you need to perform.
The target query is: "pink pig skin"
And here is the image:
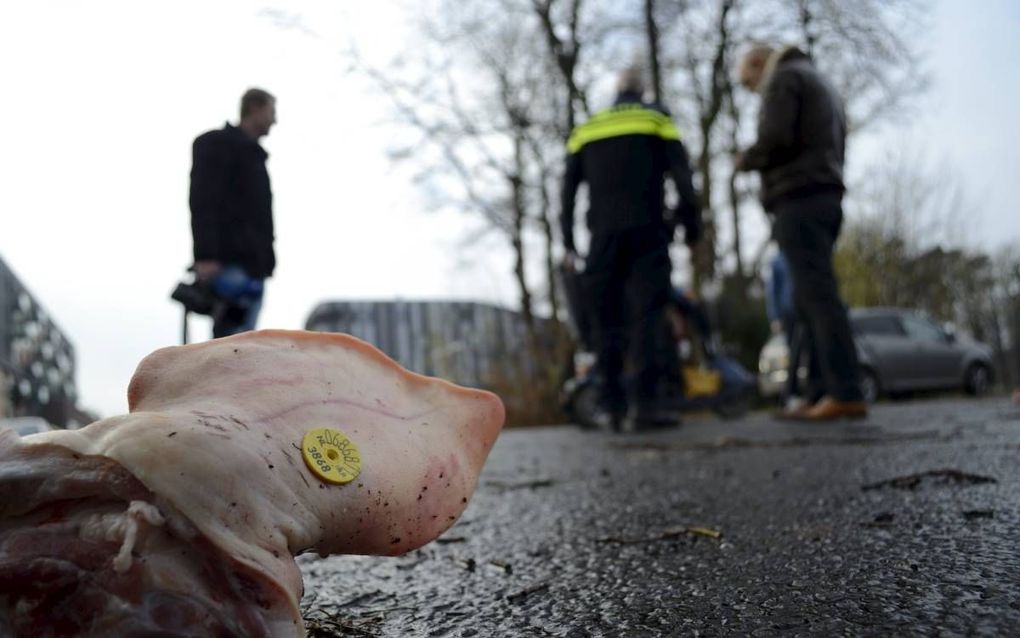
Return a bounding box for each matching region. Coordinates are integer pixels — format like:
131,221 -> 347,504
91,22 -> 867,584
0,330 -> 505,637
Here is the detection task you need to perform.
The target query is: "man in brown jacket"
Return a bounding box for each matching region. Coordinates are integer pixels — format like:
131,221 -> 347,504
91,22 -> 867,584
735,44 -> 867,421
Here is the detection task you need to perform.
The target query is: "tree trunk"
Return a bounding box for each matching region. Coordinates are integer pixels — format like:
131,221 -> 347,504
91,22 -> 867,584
532,0 -> 588,135
728,171 -> 744,279
645,0 -> 663,104
510,134 -> 535,341
690,0 -> 735,293
536,176 -> 561,323
986,297 -> 1008,388
725,85 -> 745,281
798,0 -> 817,57
694,141 -> 716,293
1010,291 -> 1020,389
536,169 -> 572,388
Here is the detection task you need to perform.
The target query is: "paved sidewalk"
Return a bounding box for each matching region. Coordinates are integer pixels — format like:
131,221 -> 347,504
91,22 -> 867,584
301,398 -> 1020,637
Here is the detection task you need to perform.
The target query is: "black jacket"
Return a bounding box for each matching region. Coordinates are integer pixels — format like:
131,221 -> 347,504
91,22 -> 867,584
741,48 -> 847,209
189,124 -> 275,278
561,95 -> 700,251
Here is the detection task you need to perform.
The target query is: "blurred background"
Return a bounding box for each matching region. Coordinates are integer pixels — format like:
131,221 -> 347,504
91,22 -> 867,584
0,0 -> 1017,427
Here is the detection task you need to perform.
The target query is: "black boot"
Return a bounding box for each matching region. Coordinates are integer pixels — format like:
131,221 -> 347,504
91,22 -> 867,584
621,401 -> 681,433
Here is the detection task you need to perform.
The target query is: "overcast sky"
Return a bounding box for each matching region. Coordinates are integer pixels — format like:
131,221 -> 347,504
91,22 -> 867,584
1,0 -> 1017,419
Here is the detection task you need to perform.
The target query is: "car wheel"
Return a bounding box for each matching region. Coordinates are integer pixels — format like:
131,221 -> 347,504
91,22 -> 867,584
860,368 -> 880,404
964,364 -> 991,397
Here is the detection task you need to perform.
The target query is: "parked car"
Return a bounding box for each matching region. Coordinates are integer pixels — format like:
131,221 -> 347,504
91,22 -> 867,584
759,307 -> 995,403
0,417 -> 54,436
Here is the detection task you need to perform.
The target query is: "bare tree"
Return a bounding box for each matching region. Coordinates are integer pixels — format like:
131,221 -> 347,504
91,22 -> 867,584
351,3 -> 546,335
531,0 -> 591,135
836,151 -> 1002,344
645,0 -> 929,292
644,0 -> 663,103
634,0 -> 739,291
723,80 -> 747,280
790,0 -> 930,132
345,0 -> 933,394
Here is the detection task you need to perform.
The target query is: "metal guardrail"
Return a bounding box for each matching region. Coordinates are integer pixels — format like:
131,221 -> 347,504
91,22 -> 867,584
305,300 -> 543,389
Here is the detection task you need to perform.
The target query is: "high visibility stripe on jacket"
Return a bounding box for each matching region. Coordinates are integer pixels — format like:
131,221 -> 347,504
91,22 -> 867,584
559,97 -> 700,252
566,104 -> 681,154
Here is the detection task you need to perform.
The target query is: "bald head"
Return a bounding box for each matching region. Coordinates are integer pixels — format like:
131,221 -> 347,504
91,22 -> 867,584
737,44 -> 773,92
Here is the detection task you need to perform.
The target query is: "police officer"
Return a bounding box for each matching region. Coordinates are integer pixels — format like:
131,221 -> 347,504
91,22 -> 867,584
561,68 -> 701,431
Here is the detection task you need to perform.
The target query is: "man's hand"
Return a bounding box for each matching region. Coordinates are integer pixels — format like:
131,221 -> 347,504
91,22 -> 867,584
771,320 -> 783,335
193,260 -> 222,281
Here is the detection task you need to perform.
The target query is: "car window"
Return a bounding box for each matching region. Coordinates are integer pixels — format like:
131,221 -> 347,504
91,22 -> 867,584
852,316 -> 905,337
902,316 -> 946,344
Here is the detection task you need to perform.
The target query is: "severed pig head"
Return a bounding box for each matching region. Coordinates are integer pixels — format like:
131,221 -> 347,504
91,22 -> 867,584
0,330 -> 505,637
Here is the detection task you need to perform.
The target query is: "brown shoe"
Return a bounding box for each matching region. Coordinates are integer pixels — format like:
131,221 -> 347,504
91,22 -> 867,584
802,396 -> 867,421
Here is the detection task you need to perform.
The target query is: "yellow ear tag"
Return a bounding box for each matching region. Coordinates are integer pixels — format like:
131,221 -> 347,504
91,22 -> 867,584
301,428 -> 362,485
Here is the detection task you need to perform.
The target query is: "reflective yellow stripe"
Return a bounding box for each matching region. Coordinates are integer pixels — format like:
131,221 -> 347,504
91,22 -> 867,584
659,119 -> 681,141
567,107 -> 681,154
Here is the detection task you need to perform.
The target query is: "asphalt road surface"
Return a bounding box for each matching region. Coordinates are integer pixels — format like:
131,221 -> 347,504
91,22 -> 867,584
300,397 -> 1020,637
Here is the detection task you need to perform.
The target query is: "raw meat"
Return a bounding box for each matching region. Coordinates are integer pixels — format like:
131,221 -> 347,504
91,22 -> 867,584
0,330 -> 505,637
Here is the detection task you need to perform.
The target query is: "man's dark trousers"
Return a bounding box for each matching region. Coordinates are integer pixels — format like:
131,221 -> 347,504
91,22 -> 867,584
781,317 -> 804,400
773,191 -> 863,402
583,224 -> 677,416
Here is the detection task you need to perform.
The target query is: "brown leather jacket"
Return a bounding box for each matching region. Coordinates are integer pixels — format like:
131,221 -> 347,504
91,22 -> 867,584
741,48 -> 847,209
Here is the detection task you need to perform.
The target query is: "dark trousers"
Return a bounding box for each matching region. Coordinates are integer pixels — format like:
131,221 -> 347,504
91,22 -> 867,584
210,266 -> 265,339
583,225 -> 677,414
773,191 -> 863,402
212,300 -> 262,338
782,317 -> 825,403
781,315 -> 803,399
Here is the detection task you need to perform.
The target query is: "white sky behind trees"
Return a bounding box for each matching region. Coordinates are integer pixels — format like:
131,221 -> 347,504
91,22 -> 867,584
0,0 -> 1017,418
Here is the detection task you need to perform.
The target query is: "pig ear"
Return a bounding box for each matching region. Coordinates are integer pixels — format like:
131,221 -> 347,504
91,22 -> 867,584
126,348 -> 167,412
126,330 -> 505,431
126,338 -> 215,413
126,330 -> 416,411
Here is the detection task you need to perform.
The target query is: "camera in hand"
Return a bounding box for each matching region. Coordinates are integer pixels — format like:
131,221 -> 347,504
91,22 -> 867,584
172,267 -> 261,317
170,280 -> 218,316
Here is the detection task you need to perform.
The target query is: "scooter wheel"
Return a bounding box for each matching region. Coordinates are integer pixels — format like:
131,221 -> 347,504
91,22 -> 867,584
713,393 -> 751,420
569,381 -> 603,430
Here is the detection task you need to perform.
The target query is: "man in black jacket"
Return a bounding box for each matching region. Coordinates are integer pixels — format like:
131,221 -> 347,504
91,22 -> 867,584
562,68 -> 701,431
189,88 -> 277,338
735,45 -> 866,421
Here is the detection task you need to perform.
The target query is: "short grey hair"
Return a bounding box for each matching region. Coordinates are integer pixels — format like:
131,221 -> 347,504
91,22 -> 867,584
240,88 -> 275,119
737,42 -> 774,77
616,66 -> 646,96
743,42 -> 773,62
